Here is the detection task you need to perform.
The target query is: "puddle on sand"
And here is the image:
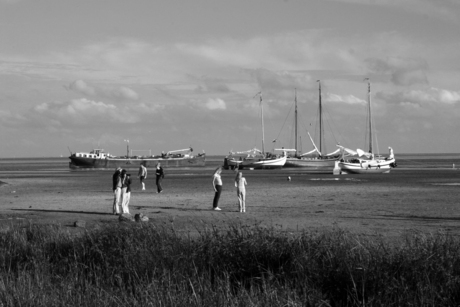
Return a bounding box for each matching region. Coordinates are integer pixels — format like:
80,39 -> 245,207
310,178 -> 361,181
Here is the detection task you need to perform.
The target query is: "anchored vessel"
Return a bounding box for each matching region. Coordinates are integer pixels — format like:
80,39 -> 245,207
335,79 -> 396,174
69,147 -> 205,169
283,82 -> 340,171
224,93 -> 286,170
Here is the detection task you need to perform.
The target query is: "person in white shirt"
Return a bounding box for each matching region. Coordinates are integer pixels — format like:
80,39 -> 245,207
234,171 -> 248,213
138,164 -> 147,191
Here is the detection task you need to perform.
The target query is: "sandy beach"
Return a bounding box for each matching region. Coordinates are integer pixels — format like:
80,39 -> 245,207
1,161 -> 459,241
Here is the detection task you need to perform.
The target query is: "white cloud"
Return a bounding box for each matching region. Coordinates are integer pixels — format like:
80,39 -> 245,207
325,93 -> 366,104
68,80 -> 139,101
377,87 -> 460,106
205,98 -> 226,110
326,0 -> 460,23
366,57 -> 428,86
33,98 -> 139,125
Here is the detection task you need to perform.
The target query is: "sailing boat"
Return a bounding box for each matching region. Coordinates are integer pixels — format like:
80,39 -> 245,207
225,92 -> 287,170
283,81 -> 340,170
335,79 -> 396,174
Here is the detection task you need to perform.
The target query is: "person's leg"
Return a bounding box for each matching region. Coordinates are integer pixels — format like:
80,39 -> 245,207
141,177 -> 145,190
213,185 -> 222,209
125,192 -> 131,214
241,189 -> 246,212
237,190 -> 243,212
113,188 -> 121,214
121,187 -> 128,213
156,177 -> 163,193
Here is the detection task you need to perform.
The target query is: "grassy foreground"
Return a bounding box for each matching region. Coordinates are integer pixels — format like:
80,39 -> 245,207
0,222 -> 460,306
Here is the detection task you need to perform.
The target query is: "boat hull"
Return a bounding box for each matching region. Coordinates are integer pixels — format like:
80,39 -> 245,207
69,155 -> 206,169
239,156 -> 287,169
284,157 -> 339,172
337,158 -> 396,174
223,158 -> 243,170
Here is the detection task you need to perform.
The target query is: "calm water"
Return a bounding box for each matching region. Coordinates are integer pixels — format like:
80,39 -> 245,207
0,154 -> 459,172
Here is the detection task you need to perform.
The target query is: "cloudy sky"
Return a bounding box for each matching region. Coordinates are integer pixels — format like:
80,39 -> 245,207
1,0 -> 460,157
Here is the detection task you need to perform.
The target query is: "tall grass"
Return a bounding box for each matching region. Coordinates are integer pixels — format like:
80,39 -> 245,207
0,222 -> 459,306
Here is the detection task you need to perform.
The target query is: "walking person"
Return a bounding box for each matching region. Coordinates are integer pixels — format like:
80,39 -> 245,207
112,167 -> 122,215
155,163 -> 164,193
234,171 -> 247,212
120,171 -> 131,214
138,163 -> 147,191
212,167 -> 223,211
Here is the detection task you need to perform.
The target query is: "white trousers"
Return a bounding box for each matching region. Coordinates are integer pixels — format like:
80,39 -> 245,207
113,188 -> 121,214
121,187 -> 131,214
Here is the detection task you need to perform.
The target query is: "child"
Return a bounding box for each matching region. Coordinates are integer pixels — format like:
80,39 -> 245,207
234,171 -> 247,212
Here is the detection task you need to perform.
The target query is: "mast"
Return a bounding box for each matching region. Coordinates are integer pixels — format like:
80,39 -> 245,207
294,88 -> 298,157
317,80 -> 323,156
259,93 -> 265,154
366,79 -> 372,154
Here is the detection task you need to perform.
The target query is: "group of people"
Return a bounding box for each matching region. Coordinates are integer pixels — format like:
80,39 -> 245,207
212,166 -> 247,212
112,162 -> 164,215
113,163 -> 246,215
112,167 -> 132,215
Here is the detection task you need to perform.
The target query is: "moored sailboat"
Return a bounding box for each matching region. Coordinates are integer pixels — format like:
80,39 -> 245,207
283,81 -> 340,171
335,79 -> 396,174
225,93 -> 286,170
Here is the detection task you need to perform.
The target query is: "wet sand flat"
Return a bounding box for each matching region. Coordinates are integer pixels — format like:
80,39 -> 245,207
1,167 -> 460,240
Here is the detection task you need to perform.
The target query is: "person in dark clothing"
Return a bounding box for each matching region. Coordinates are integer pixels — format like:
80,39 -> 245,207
155,163 -> 164,193
212,166 -> 223,211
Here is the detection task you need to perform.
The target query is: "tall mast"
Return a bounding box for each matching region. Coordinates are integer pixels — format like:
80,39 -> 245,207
294,88 -> 298,156
260,93 -> 265,154
366,78 -> 372,153
317,80 -> 323,156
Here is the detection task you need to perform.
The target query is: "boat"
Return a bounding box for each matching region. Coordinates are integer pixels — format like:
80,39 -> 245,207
282,82 -> 340,171
224,93 -> 287,170
69,147 -> 206,169
335,79 -> 396,174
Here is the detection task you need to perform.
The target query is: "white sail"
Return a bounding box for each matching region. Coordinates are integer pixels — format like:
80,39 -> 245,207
324,148 -> 341,157
300,148 -> 321,156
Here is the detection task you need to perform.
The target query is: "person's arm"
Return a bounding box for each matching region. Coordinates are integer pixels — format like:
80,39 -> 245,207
244,178 -> 247,186
212,176 -> 217,191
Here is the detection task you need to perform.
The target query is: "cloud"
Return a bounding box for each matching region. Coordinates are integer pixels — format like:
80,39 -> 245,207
365,57 -> 428,86
0,109 -> 27,126
68,80 -> 139,100
32,98 -> 140,126
205,98 -> 227,110
326,0 -> 460,23
377,87 -> 460,106
325,93 -> 366,104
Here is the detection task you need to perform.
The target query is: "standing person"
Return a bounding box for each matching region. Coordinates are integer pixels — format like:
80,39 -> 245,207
212,167 -> 223,211
138,163 -> 147,191
120,172 -> 132,214
155,163 -> 164,193
234,171 -> 248,213
112,167 -> 122,215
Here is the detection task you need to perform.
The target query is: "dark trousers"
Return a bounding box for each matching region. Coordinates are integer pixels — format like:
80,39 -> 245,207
213,185 -> 222,208
156,176 -> 163,193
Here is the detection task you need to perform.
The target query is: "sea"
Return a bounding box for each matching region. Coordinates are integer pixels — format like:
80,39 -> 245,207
0,153 -> 459,172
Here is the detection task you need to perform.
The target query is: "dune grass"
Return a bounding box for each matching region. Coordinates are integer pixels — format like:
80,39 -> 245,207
0,222 -> 460,306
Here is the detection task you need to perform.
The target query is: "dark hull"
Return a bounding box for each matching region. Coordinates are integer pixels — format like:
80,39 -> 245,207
283,157 -> 338,173
69,155 -> 206,169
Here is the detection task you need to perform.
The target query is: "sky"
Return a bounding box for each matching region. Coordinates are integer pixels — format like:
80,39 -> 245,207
1,0 -> 460,157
